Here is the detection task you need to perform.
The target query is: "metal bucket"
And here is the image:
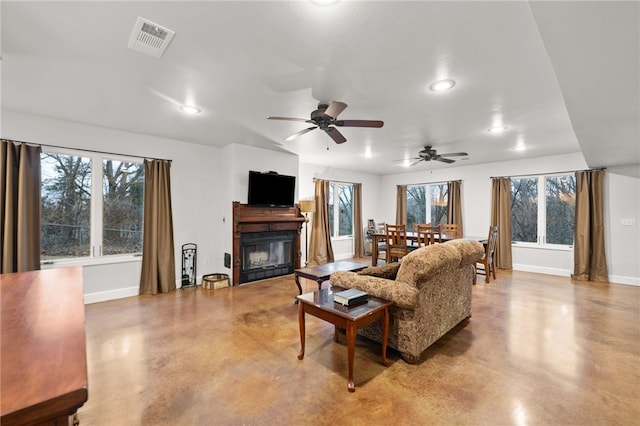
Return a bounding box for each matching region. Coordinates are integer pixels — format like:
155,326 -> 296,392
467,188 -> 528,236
202,273 -> 230,289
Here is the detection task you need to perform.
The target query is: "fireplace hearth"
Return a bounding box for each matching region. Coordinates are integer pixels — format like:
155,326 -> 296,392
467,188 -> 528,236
232,202 -> 304,285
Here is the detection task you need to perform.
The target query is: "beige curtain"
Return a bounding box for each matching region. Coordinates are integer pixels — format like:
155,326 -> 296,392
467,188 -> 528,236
396,185 -> 407,225
490,177 -> 512,269
447,180 -> 463,235
353,183 -> 365,258
308,179 -> 334,266
572,170 -> 608,282
139,159 -> 176,295
1,140 -> 41,273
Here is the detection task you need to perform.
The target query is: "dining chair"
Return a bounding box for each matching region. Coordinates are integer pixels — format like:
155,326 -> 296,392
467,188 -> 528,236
409,223 -> 431,249
416,224 -> 440,247
475,225 -> 499,284
385,224 -> 410,263
440,223 -> 461,239
374,222 -> 388,265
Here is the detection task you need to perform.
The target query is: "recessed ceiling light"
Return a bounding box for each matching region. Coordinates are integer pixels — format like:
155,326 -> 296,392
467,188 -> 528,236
179,105 -> 201,114
429,79 -> 456,92
488,125 -> 508,134
364,146 -> 373,159
309,0 -> 340,6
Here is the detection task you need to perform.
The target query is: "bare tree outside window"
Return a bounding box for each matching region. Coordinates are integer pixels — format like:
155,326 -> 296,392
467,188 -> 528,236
511,178 -> 538,243
510,175 -> 575,246
407,185 -> 426,230
41,154 -> 92,259
406,184 -> 448,229
328,182 -> 353,237
102,160 -> 144,255
430,184 -> 448,226
545,175 -> 576,245
41,152 -> 144,261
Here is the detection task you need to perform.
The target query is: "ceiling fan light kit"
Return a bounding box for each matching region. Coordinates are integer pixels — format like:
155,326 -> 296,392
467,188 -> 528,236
267,101 -> 384,145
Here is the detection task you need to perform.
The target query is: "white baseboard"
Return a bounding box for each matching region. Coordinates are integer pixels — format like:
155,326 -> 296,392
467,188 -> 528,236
513,264 -> 571,277
608,275 -> 640,287
514,264 -> 640,287
84,286 -> 139,304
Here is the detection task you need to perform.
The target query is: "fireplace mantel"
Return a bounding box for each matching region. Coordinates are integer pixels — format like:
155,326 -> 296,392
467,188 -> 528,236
232,202 -> 304,285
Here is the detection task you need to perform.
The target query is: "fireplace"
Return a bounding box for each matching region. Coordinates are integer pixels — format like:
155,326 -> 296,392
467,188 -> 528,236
240,231 -> 295,283
232,202 -> 304,285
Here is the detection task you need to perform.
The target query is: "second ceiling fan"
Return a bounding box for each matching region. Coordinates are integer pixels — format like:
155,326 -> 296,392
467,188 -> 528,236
267,101 -> 384,144
406,145 -> 469,166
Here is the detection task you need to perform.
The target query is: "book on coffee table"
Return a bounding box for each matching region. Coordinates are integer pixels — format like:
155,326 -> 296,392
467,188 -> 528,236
333,288 -> 369,307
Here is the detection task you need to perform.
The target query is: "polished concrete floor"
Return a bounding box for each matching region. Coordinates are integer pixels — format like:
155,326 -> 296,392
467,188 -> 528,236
78,267 -> 640,425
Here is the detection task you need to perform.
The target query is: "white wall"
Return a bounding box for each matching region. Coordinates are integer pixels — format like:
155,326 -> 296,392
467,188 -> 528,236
218,143 -> 299,275
4,111 -> 637,300
3,111 -> 223,302
298,163 -> 383,262
380,153 -> 640,285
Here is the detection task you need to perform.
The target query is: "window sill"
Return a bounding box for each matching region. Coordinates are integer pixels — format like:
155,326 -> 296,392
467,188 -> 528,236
331,236 -> 354,241
511,243 -> 573,252
41,255 -> 142,268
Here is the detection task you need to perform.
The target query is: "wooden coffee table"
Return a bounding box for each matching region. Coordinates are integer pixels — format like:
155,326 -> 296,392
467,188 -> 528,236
293,260 -> 369,301
296,288 -> 394,392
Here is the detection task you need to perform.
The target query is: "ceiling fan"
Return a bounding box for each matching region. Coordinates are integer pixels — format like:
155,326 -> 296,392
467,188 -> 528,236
404,145 -> 469,166
267,101 -> 384,144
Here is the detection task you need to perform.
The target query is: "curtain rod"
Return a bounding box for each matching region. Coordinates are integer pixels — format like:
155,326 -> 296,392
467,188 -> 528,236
2,138 -> 172,163
313,177 -> 361,185
400,179 -> 461,186
491,167 -> 605,179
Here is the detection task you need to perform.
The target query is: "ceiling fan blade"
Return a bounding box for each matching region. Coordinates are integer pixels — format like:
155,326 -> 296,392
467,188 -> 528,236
335,120 -> 384,128
440,152 -> 468,157
434,156 -> 456,164
284,126 -> 317,142
410,160 -> 423,167
324,101 -> 348,119
324,127 -> 347,144
267,116 -> 311,122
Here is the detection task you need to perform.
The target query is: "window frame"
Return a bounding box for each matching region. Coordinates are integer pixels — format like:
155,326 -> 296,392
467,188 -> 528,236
328,181 -> 354,240
510,174 -> 575,251
40,147 -> 145,266
406,183 -> 449,230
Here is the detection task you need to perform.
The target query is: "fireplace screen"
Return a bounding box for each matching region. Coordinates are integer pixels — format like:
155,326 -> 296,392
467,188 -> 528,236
240,231 -> 295,283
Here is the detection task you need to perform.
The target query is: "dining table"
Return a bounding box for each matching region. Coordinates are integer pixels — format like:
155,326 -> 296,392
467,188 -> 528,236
371,231 -> 487,266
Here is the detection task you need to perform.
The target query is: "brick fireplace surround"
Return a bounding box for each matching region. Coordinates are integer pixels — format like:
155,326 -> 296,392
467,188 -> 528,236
232,202 -> 304,285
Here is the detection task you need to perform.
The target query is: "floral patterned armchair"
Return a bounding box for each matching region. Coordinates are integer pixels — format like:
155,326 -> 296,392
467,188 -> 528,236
330,239 -> 484,363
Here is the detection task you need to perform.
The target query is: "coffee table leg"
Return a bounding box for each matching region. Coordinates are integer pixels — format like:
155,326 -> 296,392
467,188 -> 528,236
381,307 -> 390,367
297,303 -> 305,360
294,274 -> 302,304
347,322 -> 356,392
316,278 -> 323,290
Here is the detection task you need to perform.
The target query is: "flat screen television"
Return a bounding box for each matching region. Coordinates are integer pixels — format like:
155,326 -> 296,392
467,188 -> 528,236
247,171 -> 296,207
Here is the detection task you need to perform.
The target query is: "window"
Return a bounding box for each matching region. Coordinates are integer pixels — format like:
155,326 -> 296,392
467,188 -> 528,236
328,182 -> 353,238
510,174 -> 576,247
41,150 -> 144,261
406,184 -> 448,231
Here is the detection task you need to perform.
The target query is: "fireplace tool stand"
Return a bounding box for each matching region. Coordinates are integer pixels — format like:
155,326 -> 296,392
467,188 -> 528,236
181,243 -> 197,290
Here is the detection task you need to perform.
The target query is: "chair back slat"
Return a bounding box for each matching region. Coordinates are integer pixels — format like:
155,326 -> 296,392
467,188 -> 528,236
440,223 -> 461,239
416,224 -> 440,247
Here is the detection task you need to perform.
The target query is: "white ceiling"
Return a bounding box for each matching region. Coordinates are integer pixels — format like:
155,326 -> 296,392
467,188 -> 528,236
2,1 -> 638,175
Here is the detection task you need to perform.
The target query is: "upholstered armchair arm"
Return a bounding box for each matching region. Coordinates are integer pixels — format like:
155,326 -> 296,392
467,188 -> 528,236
356,262 -> 401,280
330,271 -> 418,310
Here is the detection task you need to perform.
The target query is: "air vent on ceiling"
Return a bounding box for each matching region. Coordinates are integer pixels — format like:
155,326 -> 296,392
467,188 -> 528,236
127,17 -> 175,59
